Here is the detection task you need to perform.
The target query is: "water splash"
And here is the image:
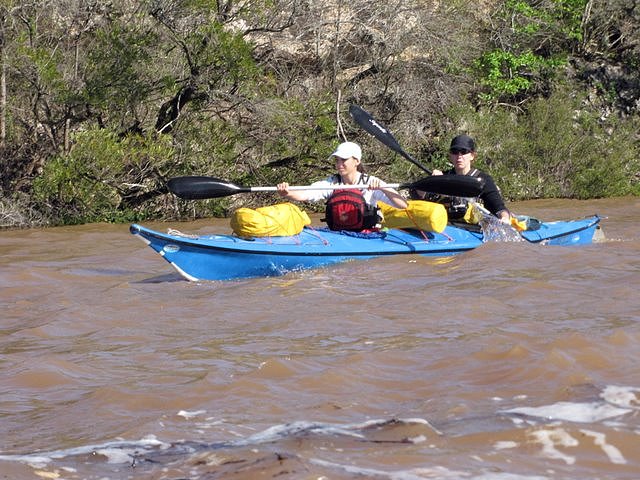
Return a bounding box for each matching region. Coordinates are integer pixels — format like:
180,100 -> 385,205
476,205 -> 524,243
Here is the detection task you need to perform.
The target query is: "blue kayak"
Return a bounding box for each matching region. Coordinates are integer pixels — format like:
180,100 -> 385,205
130,215 -> 601,281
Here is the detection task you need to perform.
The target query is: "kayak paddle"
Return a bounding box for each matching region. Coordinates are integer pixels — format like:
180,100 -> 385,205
349,105 -> 529,229
349,104 -> 435,175
167,175 -> 484,200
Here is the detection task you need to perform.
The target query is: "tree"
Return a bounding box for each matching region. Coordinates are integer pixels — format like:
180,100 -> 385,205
578,0 -> 640,116
472,0 -> 590,106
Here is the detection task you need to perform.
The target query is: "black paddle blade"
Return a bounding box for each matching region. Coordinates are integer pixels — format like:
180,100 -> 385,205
349,105 -> 404,155
349,104 -> 432,174
167,176 -> 248,200
409,175 -> 485,197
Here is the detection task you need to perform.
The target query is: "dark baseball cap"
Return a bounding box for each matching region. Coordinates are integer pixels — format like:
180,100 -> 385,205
450,134 -> 476,152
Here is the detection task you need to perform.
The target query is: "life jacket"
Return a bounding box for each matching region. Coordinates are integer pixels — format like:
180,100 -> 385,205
323,174 -> 380,231
445,168 -> 480,220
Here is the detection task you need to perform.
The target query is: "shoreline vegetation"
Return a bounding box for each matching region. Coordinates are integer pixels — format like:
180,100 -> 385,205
1,1 -> 639,229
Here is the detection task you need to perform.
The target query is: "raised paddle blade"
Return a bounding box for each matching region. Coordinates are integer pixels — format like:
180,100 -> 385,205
167,176 -> 250,199
408,175 -> 485,197
349,105 -> 404,156
349,104 -> 432,174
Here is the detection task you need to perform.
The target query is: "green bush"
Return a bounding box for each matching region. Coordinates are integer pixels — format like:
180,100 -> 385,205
474,49 -> 566,102
446,89 -> 640,200
473,0 -> 587,104
33,128 -> 175,224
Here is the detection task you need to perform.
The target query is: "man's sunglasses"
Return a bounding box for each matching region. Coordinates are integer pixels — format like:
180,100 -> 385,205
450,148 -> 471,155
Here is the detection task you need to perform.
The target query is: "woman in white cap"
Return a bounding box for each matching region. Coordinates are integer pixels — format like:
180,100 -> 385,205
277,141 -> 407,231
276,141 -> 407,209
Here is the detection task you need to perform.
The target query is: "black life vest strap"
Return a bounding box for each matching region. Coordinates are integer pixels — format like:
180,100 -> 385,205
332,172 -> 369,185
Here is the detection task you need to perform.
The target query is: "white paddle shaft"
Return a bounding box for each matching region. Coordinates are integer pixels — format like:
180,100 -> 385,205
249,184 -> 401,192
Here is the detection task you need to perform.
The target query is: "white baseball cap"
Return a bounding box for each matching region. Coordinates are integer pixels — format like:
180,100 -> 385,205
331,141 -> 361,160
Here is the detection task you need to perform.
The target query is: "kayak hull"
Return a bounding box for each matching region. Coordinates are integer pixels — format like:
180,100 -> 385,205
518,218 -> 601,246
130,215 -> 601,281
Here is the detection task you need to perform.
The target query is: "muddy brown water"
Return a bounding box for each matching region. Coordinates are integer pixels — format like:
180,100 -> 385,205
1,197 -> 639,479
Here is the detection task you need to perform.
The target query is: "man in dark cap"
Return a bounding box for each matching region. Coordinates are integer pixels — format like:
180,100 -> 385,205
414,134 -> 511,224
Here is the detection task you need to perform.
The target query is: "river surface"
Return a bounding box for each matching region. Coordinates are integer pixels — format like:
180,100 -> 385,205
1,197 -> 639,480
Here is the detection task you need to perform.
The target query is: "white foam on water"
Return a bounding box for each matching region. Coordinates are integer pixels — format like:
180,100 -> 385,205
313,457 -> 549,480
407,434 -> 427,444
504,401 -> 632,423
227,418 -> 437,447
494,441 -> 519,450
601,385 -> 640,409
93,447 -> 138,464
33,471 -> 60,479
0,455 -> 50,470
473,475 -> 549,480
177,409 -> 207,419
580,429 -> 626,464
472,474 -> 548,480
311,457 -> 466,479
502,385 -> 640,422
529,427 -> 578,465
0,435 -> 169,467
230,420 -> 365,445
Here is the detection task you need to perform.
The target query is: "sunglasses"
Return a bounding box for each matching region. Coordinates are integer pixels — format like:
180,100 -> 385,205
450,148 -> 472,155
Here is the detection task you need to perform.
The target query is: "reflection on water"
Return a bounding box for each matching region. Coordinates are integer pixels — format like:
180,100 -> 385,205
1,198 -> 639,479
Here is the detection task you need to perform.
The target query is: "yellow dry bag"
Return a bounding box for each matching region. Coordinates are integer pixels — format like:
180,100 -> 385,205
231,202 -> 311,237
462,203 -> 483,225
378,200 -> 448,233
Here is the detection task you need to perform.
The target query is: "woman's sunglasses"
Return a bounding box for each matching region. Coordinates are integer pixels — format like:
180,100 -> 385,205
450,148 -> 471,155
